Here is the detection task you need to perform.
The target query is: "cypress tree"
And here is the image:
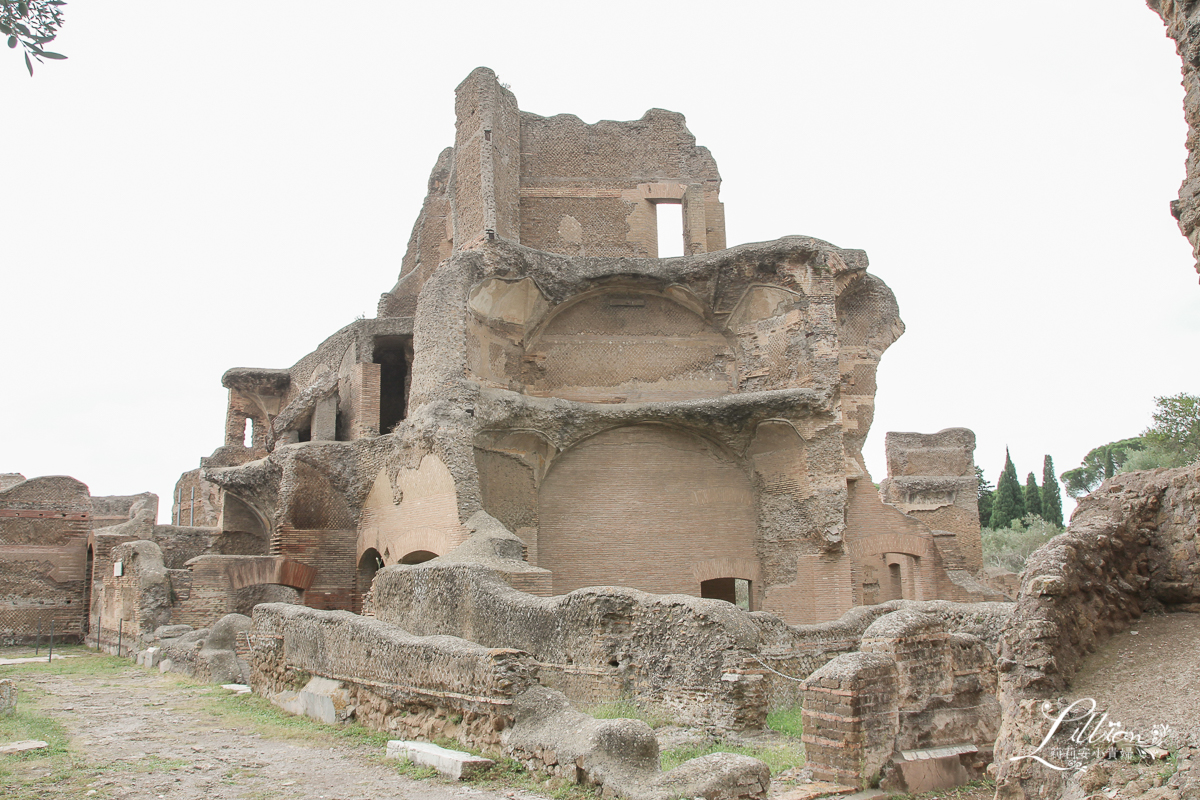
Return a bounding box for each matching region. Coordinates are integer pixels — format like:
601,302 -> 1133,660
976,465 -> 994,527
990,449 -> 1025,528
1041,455 -> 1064,527
1024,472 -> 1042,519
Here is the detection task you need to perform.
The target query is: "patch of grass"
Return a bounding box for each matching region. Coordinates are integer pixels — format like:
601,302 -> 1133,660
0,647 -> 136,678
137,754 -> 190,772
463,756 -> 599,800
766,706 -> 803,739
1160,748 -> 1179,781
0,692 -> 115,800
889,777 -> 995,799
391,757 -> 440,780
584,697 -> 673,729
659,739 -> 803,775
190,686 -> 391,748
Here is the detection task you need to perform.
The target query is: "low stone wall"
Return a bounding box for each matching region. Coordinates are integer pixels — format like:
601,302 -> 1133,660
993,465 -> 1200,799
800,609 -> 999,790
249,602 -> 770,800
373,562 -> 1011,729
251,602 -> 538,748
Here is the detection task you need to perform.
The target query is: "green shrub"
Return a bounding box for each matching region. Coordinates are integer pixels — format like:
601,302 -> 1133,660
981,515 -> 1063,573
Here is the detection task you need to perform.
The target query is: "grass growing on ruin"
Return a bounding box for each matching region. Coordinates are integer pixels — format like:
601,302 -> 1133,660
584,697 -> 673,728
765,705 -> 804,738
659,739 -> 803,775
459,755 -> 601,800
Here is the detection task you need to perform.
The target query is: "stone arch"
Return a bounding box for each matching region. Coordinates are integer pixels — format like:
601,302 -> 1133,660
693,556 -> 761,611
355,547 -> 384,613
538,424 -> 758,597
523,286 -> 737,402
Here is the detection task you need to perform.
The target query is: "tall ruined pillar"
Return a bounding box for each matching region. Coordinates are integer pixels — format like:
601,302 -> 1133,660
451,67 -> 521,251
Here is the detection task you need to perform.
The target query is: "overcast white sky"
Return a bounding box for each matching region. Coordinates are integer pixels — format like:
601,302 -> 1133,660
2,1 -> 1197,522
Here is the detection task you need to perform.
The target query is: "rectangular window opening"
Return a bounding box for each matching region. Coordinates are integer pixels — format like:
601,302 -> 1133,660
655,202 -> 685,258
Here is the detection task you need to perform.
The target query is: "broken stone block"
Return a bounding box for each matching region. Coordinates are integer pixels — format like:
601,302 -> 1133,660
385,740 -> 494,780
0,740 -> 48,754
137,647 -> 162,668
271,676 -> 354,725
0,680 -> 14,716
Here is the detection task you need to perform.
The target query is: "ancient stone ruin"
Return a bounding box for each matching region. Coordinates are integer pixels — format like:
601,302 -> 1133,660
4,62 -> 1196,799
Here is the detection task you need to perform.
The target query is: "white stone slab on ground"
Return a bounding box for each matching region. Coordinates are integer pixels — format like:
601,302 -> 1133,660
220,684 -> 251,694
0,740 -> 49,755
0,655 -> 75,666
385,740 -> 494,780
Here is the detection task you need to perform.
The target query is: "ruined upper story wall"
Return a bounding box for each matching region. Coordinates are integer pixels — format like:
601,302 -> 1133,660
517,109 -> 724,258
379,67 -> 730,317
452,67 -> 521,253
1147,0 -> 1200,283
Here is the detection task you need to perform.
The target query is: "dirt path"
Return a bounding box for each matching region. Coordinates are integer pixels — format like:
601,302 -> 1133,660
2,653 -> 556,800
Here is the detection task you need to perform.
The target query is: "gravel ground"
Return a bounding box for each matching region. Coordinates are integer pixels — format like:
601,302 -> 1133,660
1,654 -> 557,800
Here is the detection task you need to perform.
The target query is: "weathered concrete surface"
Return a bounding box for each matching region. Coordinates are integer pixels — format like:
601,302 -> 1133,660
1148,0 -> 1200,282
250,602 -> 772,799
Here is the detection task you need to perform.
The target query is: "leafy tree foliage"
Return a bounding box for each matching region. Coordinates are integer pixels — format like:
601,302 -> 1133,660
1061,394 -> 1199,498
1024,472 -> 1042,519
1,0 -> 66,75
1142,392 -> 1200,465
990,449 -> 1025,529
1060,437 -> 1145,498
981,515 -> 1063,573
1041,454 -> 1063,527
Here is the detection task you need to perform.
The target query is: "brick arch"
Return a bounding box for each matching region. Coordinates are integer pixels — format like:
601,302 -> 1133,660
844,532 -> 931,561
224,556 -> 317,592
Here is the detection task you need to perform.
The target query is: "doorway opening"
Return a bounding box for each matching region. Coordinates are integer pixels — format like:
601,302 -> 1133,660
374,336 -> 411,434
700,577 -> 752,611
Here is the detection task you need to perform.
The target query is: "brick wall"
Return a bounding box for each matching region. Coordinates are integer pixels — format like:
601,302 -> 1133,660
801,651 -> 899,785
0,476 -> 93,643
802,609 -> 999,787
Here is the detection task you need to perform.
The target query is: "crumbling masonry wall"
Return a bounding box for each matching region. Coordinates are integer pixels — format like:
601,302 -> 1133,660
993,464 -> 1200,799
250,602 -> 772,800
371,560 -> 1011,730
